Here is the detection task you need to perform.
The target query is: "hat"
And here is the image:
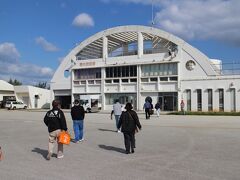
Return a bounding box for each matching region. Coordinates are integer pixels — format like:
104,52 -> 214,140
125,103 -> 133,110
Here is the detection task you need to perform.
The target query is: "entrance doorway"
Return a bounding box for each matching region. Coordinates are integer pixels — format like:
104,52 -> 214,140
158,92 -> 177,111
55,96 -> 71,109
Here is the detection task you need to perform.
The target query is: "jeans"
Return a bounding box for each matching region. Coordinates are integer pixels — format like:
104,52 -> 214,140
73,120 -> 84,141
156,108 -> 160,117
114,115 -> 120,129
145,108 -> 150,119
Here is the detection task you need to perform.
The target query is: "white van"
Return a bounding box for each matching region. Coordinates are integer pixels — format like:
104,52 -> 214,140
79,95 -> 101,113
5,101 -> 27,110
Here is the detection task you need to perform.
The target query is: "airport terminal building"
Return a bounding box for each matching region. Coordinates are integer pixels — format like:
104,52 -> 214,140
51,25 -> 240,112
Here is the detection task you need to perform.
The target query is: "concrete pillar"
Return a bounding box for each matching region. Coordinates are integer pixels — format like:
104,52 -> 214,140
138,32 -> 143,58
101,67 -> 105,110
103,36 -> 108,61
137,65 -> 141,110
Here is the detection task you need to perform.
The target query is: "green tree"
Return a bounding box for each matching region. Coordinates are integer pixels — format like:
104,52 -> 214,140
8,78 -> 22,85
35,82 -> 49,89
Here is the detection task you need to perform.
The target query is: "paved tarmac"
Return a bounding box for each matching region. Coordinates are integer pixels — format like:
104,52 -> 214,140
0,109 -> 240,180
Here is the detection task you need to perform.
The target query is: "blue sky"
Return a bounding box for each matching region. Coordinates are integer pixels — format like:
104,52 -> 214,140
0,0 -> 240,85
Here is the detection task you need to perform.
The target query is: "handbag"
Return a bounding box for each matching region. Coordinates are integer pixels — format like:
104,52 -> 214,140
127,112 -> 139,134
58,131 -> 71,145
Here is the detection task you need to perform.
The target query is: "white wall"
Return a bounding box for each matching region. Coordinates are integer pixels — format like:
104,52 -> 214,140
181,77 -> 240,112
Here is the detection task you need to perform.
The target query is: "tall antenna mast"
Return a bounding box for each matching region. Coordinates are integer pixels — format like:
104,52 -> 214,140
151,0 -> 154,26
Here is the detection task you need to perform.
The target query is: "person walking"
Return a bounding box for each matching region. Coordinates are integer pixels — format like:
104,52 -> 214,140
143,101 -> 151,119
44,100 -> 68,160
117,103 -> 142,154
71,99 -> 85,143
180,99 -> 185,115
155,101 -> 161,117
112,99 -> 122,132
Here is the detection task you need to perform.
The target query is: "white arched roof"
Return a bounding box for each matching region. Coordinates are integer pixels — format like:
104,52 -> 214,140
52,25 -> 216,85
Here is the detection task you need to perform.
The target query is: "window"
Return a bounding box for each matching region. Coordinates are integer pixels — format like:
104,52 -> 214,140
141,63 -> 177,77
130,79 -> 137,83
105,80 -> 111,84
160,77 -> 168,81
230,88 -> 236,112
141,78 -> 148,83
113,79 -> 119,83
207,89 -> 213,111
88,80 -> 94,84
122,79 -> 128,83
74,68 -> 101,79
219,89 -> 224,111
197,89 -> 202,111
105,66 -> 137,78
169,77 -> 177,81
186,90 -> 191,111
150,77 -> 157,82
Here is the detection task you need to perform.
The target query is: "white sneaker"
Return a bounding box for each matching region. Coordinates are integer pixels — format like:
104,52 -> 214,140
117,130 -> 121,133
57,155 -> 64,159
79,138 -> 84,142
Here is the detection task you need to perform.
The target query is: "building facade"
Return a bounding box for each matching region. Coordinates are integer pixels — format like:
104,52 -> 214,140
0,80 -> 50,109
51,25 -> 240,112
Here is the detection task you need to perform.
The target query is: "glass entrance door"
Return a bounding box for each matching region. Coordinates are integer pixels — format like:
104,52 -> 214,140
158,92 -> 177,111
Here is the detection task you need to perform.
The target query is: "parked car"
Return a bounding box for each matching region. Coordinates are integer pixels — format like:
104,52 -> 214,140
5,101 -> 27,110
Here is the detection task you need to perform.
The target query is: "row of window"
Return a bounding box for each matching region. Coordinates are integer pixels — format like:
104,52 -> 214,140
141,63 -> 178,77
106,66 -> 137,78
186,89 -> 236,112
74,63 -> 178,80
74,68 -> 101,80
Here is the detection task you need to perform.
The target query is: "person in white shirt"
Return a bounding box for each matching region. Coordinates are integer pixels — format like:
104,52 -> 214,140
112,99 -> 122,132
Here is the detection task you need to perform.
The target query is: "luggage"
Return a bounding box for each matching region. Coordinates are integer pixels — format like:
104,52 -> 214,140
150,109 -> 154,115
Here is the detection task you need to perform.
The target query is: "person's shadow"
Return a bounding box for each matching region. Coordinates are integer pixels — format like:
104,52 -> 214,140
98,128 -> 116,132
98,144 -> 125,154
32,147 -> 56,160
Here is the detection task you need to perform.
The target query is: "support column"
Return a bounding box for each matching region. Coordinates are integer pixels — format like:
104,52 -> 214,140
138,32 -> 143,58
103,36 -> 108,62
137,65 -> 141,111
101,67 -> 105,110
71,70 -> 74,108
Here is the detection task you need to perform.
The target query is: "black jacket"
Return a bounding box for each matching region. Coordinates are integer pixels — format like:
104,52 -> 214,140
44,108 -> 67,133
71,105 -> 85,120
117,110 -> 142,133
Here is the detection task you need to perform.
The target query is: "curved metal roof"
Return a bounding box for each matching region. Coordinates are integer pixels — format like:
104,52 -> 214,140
52,25 -> 217,83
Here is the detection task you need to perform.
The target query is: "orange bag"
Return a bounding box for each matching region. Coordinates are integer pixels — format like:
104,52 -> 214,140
58,131 -> 71,145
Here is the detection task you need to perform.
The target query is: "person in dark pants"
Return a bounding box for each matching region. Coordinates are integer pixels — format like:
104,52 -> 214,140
71,99 -> 85,143
143,101 -> 151,119
118,103 -> 142,154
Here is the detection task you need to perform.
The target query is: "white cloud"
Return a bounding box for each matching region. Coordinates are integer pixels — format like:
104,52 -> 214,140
35,36 -> 59,52
72,13 -> 95,27
0,42 -> 20,63
101,0 -> 240,46
0,42 -> 54,85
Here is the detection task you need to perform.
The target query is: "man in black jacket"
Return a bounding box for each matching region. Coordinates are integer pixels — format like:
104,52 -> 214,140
44,100 -> 67,160
118,103 -> 142,154
71,99 -> 85,143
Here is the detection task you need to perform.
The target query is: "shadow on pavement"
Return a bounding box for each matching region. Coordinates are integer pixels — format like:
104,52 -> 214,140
98,144 -> 125,154
98,128 -> 116,132
31,147 -> 49,160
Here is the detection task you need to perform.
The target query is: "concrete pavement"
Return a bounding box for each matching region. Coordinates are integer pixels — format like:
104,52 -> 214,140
0,109 -> 240,180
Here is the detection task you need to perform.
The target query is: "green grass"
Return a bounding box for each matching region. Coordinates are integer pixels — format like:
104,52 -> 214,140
168,111 -> 240,116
